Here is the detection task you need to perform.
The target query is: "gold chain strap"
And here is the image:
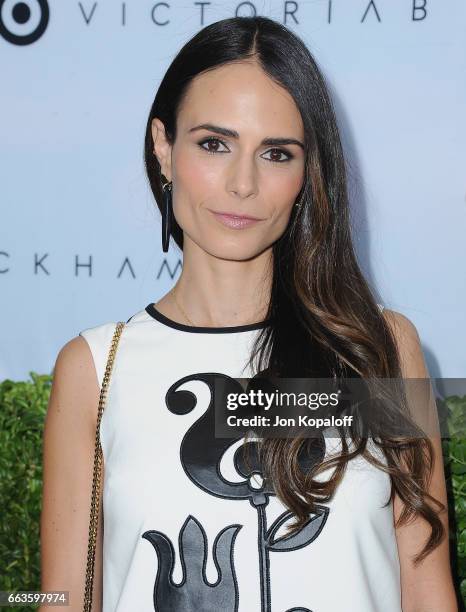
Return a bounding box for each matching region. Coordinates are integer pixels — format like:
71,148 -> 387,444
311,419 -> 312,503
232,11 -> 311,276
83,321 -> 126,612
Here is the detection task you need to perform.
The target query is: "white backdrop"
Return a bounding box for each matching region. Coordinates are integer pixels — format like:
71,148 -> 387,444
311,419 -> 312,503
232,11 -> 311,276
1,0 -> 465,382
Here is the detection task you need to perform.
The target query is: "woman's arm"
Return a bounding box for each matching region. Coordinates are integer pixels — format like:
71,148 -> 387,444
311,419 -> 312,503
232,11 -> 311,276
383,309 -> 458,612
39,336 -> 103,612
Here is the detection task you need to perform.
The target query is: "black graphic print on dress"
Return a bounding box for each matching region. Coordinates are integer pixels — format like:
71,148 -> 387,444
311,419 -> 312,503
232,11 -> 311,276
142,372 -> 329,612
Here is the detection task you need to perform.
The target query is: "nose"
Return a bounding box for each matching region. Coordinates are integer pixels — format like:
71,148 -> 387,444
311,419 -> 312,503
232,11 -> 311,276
226,154 -> 258,200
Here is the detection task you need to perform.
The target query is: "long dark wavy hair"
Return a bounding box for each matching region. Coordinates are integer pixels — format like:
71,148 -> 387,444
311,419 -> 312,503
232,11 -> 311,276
143,15 -> 445,564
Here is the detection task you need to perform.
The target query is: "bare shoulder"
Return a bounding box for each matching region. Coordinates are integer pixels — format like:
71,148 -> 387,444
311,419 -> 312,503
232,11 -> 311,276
380,308 -> 420,341
51,335 -> 100,426
54,334 -> 96,377
380,308 -> 428,378
40,336 -> 103,608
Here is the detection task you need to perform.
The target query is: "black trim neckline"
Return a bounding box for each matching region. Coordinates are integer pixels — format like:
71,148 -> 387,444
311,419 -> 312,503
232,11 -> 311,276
145,302 -> 272,334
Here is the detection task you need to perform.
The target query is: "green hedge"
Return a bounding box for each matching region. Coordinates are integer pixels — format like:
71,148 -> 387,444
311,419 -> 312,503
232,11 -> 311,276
0,373 -> 49,612
0,373 -> 465,610
442,394 -> 466,609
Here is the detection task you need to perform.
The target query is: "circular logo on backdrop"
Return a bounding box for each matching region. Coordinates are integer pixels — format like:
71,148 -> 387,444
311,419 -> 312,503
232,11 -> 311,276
0,0 -> 49,45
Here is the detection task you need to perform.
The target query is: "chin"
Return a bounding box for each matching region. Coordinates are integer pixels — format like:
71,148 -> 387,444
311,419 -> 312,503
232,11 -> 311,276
204,238 -> 268,262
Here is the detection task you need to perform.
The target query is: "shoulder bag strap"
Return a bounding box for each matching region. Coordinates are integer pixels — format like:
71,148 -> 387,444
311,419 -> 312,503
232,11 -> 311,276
83,321 -> 125,612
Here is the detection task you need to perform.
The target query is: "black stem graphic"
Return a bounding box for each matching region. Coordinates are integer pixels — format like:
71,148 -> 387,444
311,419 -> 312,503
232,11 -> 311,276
259,503 -> 271,611
250,489 -> 271,612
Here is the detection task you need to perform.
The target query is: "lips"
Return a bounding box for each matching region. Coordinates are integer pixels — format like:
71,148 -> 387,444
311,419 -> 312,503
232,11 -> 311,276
209,209 -> 264,230
210,210 -> 263,221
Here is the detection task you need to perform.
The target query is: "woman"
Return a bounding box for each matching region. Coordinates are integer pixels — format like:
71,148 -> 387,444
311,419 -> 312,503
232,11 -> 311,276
40,16 -> 458,612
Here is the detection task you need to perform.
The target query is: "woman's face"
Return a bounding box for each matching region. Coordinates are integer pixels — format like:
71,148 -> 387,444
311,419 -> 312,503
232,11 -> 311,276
152,60 -> 306,261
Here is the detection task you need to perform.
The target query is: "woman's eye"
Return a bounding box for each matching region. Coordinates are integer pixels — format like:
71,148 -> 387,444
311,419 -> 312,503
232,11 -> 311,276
198,137 -> 229,154
262,148 -> 293,163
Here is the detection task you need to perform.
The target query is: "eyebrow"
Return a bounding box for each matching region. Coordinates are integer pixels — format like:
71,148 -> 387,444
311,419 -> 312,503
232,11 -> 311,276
187,123 -> 305,150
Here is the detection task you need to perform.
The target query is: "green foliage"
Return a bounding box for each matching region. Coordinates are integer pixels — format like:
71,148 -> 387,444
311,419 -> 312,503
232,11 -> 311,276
0,374 -> 464,609
441,394 -> 466,606
0,373 -> 52,611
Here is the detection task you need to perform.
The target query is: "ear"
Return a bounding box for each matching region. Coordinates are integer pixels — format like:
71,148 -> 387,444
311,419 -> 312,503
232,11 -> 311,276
151,117 -> 172,181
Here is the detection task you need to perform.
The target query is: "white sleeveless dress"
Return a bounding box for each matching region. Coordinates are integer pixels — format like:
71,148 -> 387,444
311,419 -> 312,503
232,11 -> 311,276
79,302 -> 401,612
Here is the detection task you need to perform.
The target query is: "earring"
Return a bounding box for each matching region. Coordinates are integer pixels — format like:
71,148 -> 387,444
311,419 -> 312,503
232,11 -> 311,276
295,199 -> 302,208
161,174 -> 173,252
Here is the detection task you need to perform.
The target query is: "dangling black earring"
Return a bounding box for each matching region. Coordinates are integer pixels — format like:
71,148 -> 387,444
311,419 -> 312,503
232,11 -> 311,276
161,174 -> 173,252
